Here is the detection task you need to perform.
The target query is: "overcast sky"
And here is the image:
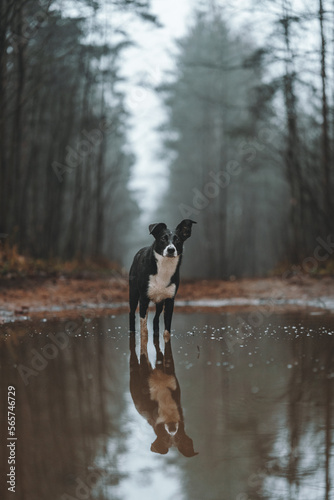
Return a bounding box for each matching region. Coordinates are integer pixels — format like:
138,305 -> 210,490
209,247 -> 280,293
117,0 -> 195,221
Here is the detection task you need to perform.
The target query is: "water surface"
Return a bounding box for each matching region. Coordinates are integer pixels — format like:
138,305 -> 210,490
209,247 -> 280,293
0,311 -> 333,500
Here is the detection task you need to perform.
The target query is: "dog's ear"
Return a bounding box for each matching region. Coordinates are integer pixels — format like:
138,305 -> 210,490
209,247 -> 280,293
177,435 -> 199,458
149,222 -> 167,239
151,437 -> 169,455
175,219 -> 197,241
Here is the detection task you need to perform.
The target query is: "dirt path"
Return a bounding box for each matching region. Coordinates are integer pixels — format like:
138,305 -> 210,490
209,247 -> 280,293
0,274 -> 333,323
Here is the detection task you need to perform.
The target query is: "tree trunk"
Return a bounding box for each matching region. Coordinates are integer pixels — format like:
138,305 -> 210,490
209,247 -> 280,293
281,0 -> 304,262
319,0 -> 332,231
11,0 -> 26,237
0,0 -> 11,235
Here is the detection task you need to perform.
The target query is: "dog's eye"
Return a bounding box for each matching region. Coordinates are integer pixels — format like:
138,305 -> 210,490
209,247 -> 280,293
174,236 -> 179,243
162,235 -> 168,242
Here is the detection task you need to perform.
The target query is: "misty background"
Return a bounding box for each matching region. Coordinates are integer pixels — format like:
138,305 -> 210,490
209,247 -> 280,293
0,0 -> 333,278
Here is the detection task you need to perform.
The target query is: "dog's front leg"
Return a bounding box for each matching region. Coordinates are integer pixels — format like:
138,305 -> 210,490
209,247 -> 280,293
139,298 -> 150,354
163,298 -> 174,341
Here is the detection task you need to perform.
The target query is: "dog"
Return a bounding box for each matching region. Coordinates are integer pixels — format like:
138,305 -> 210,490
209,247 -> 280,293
129,331 -> 198,457
129,219 -> 196,338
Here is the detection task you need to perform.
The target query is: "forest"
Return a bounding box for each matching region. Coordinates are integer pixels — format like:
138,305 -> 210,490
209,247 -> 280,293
0,0 -> 333,278
0,0 -> 151,262
1,4 -> 333,498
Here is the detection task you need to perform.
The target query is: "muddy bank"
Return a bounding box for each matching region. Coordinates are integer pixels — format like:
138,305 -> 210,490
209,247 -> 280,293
0,274 -> 333,323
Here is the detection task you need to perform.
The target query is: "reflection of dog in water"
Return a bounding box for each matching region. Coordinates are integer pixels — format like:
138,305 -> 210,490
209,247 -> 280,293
129,333 -> 198,457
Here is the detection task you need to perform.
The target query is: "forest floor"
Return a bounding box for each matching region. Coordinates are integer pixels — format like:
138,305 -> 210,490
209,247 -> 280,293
0,272 -> 333,323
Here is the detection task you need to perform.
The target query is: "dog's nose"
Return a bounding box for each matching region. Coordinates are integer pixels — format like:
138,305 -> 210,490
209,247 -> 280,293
167,246 -> 175,255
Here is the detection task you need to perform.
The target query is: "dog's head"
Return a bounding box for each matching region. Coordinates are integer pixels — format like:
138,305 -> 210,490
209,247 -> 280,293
149,219 -> 196,258
151,423 -> 199,457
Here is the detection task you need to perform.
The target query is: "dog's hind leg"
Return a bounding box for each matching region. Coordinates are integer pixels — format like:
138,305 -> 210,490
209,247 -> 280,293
163,336 -> 175,374
129,287 -> 139,333
153,301 -> 164,337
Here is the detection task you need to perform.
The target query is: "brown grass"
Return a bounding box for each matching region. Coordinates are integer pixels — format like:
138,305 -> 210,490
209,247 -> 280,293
0,241 -> 124,278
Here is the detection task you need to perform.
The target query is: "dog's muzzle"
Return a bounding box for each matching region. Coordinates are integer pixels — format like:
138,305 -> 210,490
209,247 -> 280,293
165,422 -> 179,436
164,245 -> 177,257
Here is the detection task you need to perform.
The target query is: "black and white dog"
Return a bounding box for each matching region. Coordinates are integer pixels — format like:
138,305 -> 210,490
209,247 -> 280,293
129,219 -> 196,337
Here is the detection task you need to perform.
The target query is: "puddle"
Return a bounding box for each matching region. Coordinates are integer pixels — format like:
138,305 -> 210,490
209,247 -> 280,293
0,311 -> 333,500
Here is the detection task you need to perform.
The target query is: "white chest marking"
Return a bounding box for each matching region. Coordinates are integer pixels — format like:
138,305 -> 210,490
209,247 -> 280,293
147,252 -> 179,303
149,370 -> 180,425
